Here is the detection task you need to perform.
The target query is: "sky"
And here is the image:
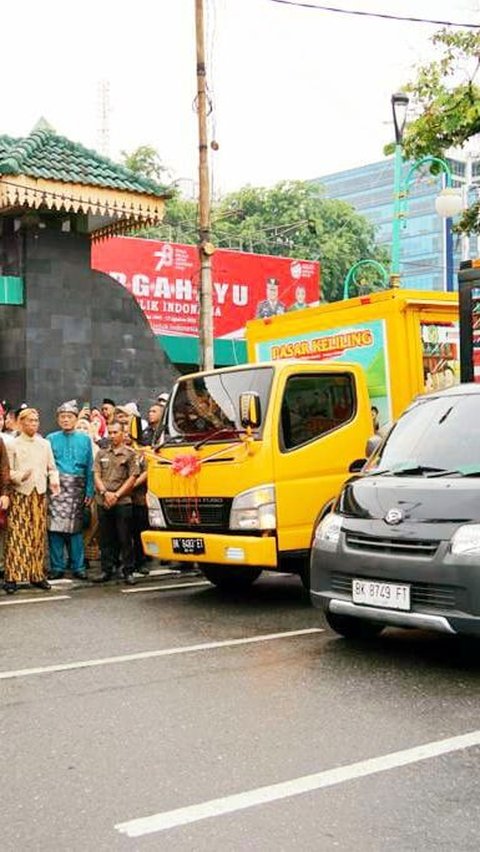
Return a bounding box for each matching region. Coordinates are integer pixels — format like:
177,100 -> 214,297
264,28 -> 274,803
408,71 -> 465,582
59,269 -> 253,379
1,0 -> 479,195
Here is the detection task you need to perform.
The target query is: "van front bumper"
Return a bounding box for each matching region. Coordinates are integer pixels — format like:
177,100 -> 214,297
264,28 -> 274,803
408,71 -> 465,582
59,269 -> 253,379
141,530 -> 278,567
310,533 -> 480,637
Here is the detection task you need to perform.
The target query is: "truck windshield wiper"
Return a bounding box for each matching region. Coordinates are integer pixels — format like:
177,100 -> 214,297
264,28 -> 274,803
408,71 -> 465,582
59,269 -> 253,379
161,435 -> 187,446
194,426 -> 243,450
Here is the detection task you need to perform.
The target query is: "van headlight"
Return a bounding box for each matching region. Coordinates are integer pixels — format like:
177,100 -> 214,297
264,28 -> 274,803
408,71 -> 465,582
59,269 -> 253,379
146,490 -> 166,529
230,485 -> 276,531
314,513 -> 343,546
451,524 -> 480,555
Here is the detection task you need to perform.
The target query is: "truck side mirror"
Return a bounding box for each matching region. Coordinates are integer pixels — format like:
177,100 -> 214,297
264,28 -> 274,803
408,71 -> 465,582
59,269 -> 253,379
366,433 -> 382,457
349,458 -> 366,474
129,415 -> 143,444
239,392 -> 262,429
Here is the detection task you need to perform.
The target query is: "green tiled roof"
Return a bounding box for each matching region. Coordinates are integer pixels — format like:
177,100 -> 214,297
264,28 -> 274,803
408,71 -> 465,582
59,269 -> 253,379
0,124 -> 167,197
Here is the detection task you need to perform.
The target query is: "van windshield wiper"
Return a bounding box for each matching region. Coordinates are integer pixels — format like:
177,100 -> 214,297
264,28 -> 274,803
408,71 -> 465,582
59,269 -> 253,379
398,468 -> 480,478
366,465 -> 480,478
392,465 -> 456,477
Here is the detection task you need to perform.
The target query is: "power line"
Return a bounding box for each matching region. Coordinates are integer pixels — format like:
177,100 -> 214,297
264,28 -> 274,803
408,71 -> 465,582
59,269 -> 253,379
267,0 -> 480,29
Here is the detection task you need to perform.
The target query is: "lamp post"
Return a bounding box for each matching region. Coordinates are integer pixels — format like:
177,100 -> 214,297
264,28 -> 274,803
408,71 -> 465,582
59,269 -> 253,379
341,94 -> 464,299
342,259 -> 389,300
390,91 -> 463,289
390,92 -> 409,288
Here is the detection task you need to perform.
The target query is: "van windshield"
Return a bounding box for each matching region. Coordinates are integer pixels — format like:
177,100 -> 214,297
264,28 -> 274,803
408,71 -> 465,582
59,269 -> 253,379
371,393 -> 480,476
165,367 -> 274,442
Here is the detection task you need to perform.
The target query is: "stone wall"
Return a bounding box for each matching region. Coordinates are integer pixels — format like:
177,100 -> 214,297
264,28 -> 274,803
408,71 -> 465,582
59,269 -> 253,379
0,226 -> 179,431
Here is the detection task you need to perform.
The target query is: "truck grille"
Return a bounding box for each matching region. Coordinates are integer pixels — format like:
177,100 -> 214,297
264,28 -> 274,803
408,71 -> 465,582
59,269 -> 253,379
345,532 -> 438,558
330,572 -> 458,610
161,497 -> 232,531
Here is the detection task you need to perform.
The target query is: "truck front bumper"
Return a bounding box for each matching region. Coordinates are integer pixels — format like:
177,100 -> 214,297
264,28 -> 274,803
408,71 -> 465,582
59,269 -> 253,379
141,530 -> 278,568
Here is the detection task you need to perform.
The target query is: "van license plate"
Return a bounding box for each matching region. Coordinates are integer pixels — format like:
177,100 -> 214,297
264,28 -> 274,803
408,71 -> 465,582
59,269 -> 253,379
172,537 -> 205,555
352,578 -> 410,611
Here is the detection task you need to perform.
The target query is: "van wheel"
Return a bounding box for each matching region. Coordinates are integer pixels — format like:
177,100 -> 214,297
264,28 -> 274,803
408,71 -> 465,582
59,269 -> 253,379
325,610 -> 384,639
201,564 -> 263,590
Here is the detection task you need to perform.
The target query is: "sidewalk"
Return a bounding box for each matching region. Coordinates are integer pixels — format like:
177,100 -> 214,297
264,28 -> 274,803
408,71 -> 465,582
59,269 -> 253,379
1,562 -> 204,597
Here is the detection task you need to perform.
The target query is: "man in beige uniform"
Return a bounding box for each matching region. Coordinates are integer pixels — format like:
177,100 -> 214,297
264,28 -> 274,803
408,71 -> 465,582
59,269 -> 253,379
93,421 -> 138,585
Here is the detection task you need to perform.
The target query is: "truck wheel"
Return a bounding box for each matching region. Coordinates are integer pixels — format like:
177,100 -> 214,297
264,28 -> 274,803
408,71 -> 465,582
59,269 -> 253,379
201,564 -> 262,590
325,610 -> 384,639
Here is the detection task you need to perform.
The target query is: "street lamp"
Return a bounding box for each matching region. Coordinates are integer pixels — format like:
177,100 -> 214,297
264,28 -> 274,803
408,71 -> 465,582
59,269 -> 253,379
390,92 -> 410,288
342,93 -> 464,299
342,259 -> 389,300
390,91 -> 463,288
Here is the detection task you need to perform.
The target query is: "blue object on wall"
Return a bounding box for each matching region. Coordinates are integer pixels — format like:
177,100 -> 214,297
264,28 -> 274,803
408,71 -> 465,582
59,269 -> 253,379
0,276 -> 24,305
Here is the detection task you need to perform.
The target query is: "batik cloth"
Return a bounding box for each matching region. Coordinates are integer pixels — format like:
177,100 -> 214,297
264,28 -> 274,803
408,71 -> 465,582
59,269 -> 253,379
48,473 -> 86,534
4,490 -> 47,583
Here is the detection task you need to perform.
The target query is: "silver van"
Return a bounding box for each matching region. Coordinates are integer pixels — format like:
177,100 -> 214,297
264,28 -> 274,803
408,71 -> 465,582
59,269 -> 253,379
311,384 -> 480,638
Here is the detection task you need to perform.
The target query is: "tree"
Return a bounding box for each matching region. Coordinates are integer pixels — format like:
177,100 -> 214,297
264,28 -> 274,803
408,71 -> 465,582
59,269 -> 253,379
395,29 -> 480,233
120,145 -> 169,183
121,146 -> 386,301
211,182 -> 388,302
119,145 -> 198,240
139,194 -> 199,242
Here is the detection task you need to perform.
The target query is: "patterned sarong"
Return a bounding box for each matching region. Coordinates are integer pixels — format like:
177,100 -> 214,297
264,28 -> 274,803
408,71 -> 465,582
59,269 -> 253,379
47,474 -> 85,534
4,490 -> 47,583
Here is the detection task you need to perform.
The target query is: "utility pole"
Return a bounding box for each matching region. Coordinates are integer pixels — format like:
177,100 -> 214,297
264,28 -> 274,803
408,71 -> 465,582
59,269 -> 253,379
195,0 -> 214,371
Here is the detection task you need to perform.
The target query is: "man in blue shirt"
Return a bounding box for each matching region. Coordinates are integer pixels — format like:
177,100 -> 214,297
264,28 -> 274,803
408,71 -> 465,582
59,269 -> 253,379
47,401 -> 94,580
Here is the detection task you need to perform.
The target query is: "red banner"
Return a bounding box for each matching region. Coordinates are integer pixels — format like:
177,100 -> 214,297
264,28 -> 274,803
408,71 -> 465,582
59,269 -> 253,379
91,237 -> 320,339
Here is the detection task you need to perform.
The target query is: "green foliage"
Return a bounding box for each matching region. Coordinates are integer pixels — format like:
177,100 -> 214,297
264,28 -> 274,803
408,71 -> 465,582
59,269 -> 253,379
140,194 -> 198,242
120,145 -> 169,183
121,147 -> 386,301
396,29 -> 480,232
210,182 -> 387,302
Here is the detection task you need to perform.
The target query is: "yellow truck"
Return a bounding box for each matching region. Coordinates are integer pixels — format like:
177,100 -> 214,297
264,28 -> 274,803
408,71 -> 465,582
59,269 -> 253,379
142,288 -> 459,589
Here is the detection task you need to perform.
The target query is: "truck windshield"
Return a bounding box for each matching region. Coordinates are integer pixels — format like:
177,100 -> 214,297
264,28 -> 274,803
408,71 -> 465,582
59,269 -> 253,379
370,393 -> 480,476
166,367 -> 274,441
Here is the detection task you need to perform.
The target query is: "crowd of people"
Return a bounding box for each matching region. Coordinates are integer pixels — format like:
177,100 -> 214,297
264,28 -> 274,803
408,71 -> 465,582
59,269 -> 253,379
0,393 -> 170,595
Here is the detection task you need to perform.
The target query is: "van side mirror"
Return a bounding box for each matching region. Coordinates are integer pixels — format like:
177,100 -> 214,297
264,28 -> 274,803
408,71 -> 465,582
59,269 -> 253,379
349,458 -> 366,474
239,392 -> 261,429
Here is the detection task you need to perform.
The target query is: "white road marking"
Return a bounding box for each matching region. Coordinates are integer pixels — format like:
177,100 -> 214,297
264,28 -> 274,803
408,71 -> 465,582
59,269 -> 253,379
121,581 -> 209,594
115,729 -> 480,838
0,628 -> 322,681
0,595 -> 71,607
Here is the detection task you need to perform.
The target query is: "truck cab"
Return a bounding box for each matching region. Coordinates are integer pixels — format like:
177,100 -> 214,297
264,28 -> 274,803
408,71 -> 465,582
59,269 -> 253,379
141,360 -> 372,590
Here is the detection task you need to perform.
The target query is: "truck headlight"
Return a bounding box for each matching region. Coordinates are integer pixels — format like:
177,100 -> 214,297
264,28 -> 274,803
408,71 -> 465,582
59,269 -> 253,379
314,513 -> 343,546
230,485 -> 276,531
146,490 -> 166,529
451,524 -> 480,555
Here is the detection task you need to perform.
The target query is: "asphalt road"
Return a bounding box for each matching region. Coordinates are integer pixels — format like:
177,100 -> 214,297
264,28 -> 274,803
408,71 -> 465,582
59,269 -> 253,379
1,567 -> 480,851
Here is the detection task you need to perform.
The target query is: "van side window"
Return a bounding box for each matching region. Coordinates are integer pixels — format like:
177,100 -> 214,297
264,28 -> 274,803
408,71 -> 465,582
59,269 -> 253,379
281,373 -> 356,450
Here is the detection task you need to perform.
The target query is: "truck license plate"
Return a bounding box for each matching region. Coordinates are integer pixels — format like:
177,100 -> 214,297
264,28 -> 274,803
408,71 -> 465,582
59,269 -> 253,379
172,537 -> 205,555
352,578 -> 410,611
